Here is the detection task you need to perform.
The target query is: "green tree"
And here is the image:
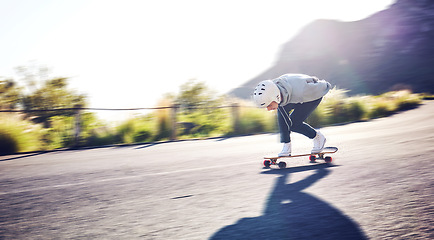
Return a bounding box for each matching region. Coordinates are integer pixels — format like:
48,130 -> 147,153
175,80 -> 229,136
21,77 -> 86,127
0,78 -> 21,110
177,80 -> 212,112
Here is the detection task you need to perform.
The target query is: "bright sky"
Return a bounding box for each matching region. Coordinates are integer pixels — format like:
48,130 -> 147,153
0,0 -> 394,120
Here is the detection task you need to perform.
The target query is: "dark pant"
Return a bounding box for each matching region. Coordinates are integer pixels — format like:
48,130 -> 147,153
277,97 -> 322,143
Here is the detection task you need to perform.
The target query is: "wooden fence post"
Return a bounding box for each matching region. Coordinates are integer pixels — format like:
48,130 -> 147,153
232,103 -> 240,134
171,104 -> 179,140
73,104 -> 82,147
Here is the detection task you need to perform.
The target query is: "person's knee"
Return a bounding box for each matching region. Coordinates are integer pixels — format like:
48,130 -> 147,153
290,120 -> 303,130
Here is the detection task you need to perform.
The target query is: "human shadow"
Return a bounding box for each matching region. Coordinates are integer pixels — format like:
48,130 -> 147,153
210,164 -> 367,240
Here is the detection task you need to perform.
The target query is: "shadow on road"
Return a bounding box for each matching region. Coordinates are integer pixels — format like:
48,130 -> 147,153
0,152 -> 48,162
210,164 -> 367,240
134,142 -> 163,150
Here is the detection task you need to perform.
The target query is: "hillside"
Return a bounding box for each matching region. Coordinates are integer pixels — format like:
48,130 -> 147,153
230,0 -> 434,99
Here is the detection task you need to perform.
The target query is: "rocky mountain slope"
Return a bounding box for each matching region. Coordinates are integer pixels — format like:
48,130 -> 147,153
230,0 -> 434,99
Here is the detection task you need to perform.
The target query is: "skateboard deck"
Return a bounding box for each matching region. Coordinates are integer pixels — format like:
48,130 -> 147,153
263,146 -> 338,169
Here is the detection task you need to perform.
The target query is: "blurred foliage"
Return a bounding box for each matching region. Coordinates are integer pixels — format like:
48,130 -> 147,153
0,114 -> 42,154
21,77 -> 86,127
306,88 -> 422,127
1,65 -> 87,127
0,66 -> 424,155
177,80 -> 211,112
0,78 -> 21,110
175,80 -> 231,138
0,64 -> 89,153
41,115 -> 75,149
115,116 -> 155,144
235,101 -> 276,135
154,96 -> 173,141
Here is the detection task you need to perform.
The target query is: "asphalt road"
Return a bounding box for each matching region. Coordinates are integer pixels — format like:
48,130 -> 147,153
1,101 -> 433,240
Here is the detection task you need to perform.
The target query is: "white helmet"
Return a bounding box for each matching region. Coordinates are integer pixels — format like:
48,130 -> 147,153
253,80 -> 281,108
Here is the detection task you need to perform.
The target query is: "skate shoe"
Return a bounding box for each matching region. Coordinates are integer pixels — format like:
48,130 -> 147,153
278,142 -> 292,157
311,131 -> 326,154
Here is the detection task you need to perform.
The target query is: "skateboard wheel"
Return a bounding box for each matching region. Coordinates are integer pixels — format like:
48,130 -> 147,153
263,160 -> 271,168
278,161 -> 287,169
325,156 -> 332,163
309,155 -> 316,162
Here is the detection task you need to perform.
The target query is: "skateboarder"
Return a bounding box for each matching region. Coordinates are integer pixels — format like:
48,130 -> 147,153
253,73 -> 332,157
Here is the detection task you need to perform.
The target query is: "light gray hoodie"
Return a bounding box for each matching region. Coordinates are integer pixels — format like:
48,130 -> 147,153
273,73 -> 332,105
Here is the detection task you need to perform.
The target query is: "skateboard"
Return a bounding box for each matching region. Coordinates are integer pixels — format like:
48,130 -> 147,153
263,147 -> 338,169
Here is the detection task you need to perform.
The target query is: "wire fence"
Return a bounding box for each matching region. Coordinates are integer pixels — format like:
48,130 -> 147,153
0,104 -> 252,112
0,107 -> 171,112
0,103 -> 256,146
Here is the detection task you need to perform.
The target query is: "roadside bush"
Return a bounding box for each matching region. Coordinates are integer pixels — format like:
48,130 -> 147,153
306,108 -> 323,128
238,110 -> 266,134
0,131 -> 18,155
178,108 -> 231,138
116,117 -> 154,144
175,80 -> 231,138
367,100 -> 393,119
390,90 -> 422,111
345,98 -> 365,122
0,114 -> 42,154
366,91 -> 422,119
307,89 -> 421,126
86,127 -> 117,146
46,116 -> 75,149
236,107 -> 276,135
155,115 -> 171,141
309,88 -> 360,125
133,116 -> 155,142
